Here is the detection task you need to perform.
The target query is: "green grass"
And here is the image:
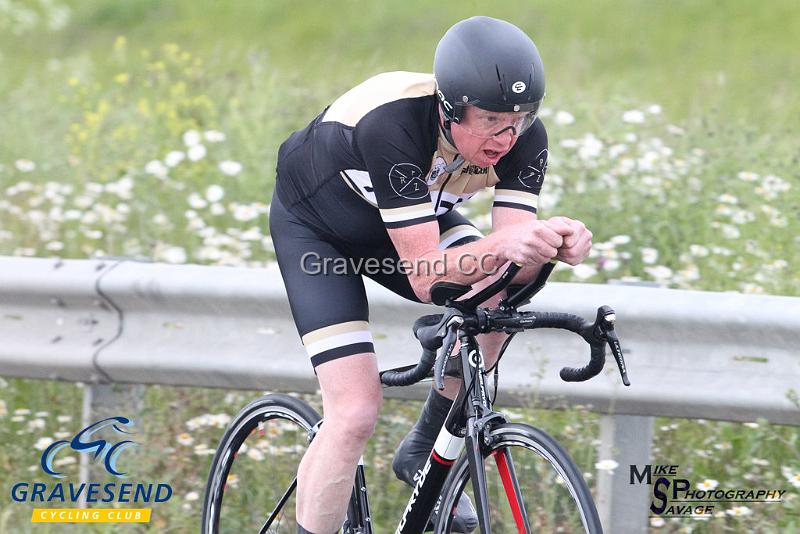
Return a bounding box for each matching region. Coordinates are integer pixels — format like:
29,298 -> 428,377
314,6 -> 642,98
0,379 -> 798,532
0,1 -> 798,532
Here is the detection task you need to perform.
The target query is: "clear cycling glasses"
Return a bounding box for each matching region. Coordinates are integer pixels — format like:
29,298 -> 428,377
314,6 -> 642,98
457,107 -> 539,139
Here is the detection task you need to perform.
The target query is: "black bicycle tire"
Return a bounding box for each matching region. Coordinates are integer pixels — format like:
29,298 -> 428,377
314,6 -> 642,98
201,393 -> 324,534
434,422 -> 603,534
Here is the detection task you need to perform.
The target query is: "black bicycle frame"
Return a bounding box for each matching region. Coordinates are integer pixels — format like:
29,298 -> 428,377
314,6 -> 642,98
385,332 -> 504,534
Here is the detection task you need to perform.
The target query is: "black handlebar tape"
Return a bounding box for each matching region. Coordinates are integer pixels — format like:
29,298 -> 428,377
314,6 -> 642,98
528,311 -> 586,333
560,342 -> 606,382
380,348 -> 437,387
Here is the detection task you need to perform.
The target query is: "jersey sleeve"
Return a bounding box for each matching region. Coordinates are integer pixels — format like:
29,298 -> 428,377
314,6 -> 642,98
353,105 -> 437,229
492,119 -> 548,214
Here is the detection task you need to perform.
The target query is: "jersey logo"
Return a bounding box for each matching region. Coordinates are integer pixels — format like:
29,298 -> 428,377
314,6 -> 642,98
427,156 -> 447,185
389,163 -> 428,200
512,81 -> 526,93
517,149 -> 548,189
460,164 -> 489,176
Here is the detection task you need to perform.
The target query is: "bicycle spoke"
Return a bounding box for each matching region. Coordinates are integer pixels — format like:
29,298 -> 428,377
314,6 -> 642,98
260,478 -> 298,534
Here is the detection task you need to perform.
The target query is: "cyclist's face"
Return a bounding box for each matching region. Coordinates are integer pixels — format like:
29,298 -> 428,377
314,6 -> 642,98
450,107 -> 525,167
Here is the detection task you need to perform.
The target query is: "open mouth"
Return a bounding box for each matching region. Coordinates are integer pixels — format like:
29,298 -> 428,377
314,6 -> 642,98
484,149 -> 501,159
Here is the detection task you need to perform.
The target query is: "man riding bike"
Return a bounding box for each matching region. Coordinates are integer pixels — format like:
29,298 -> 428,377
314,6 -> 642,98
269,16 -> 593,534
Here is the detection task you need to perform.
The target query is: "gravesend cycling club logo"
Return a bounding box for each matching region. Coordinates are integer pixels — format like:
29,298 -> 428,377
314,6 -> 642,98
41,416 -> 137,478
10,415 -> 173,524
630,463 -> 786,519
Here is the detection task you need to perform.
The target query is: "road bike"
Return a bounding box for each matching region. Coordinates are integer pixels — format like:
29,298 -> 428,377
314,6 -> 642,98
202,261 -> 630,533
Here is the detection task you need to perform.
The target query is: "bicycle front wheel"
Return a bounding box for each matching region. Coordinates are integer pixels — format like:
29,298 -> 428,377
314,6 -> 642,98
434,423 -> 603,534
201,393 -> 321,534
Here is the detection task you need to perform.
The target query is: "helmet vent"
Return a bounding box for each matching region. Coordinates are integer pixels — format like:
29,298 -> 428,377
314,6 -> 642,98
495,65 -> 508,102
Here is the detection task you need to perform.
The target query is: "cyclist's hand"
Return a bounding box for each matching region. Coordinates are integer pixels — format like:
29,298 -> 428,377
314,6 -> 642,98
545,216 -> 593,266
499,220 -> 564,265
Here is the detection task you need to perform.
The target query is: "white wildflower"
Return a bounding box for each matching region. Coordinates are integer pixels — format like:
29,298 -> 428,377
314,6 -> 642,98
554,111 -> 575,125
726,506 -> 751,517
182,130 -> 201,147
28,418 -> 46,431
595,459 -> 619,472
159,246 -> 187,264
622,110 -> 645,124
608,144 -> 627,159
246,448 -> 265,461
54,456 -> 76,467
647,104 -> 662,114
144,160 -> 168,179
232,203 -> 259,222
205,185 -> 225,203
34,437 -> 54,450
696,479 -> 718,490
204,130 -> 226,143
219,160 -> 243,176
188,193 -> 207,209
641,247 -> 659,264
165,151 -> 185,167
645,265 -> 673,281
572,264 -> 598,281
666,124 -> 685,136
188,144 -> 207,162
15,159 -> 36,172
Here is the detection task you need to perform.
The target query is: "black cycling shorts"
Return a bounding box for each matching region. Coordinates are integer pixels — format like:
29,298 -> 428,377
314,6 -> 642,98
270,177 -> 483,368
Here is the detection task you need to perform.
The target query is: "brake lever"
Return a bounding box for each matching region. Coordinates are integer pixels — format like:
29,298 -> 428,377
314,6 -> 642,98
595,306 -> 630,386
434,317 -> 462,391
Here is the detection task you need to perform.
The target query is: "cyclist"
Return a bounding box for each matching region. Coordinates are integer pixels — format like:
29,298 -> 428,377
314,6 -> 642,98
270,16 -> 593,534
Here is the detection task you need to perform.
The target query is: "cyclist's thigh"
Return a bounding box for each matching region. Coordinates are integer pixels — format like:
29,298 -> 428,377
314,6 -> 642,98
270,193 -> 374,369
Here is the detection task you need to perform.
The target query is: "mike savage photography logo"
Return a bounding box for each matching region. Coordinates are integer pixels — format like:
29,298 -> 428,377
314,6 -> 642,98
10,416 -> 173,524
630,463 -> 786,521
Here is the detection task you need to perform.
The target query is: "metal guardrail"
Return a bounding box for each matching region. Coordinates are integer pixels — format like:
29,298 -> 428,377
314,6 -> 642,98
2,255 -> 797,424
2,255 -> 798,532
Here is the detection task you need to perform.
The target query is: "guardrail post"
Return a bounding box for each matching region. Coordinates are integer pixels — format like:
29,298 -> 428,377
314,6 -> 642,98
596,414 -> 654,533
77,383 -> 145,507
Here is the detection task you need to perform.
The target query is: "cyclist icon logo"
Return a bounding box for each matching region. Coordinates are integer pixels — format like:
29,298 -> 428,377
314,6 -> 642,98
40,416 -> 138,479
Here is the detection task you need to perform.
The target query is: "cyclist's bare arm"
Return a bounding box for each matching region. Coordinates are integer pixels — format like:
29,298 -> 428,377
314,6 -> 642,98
493,206 -> 594,275
387,207 -> 566,303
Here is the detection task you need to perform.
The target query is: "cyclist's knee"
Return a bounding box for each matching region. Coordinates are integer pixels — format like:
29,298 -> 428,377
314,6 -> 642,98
316,352 -> 382,443
327,396 -> 381,443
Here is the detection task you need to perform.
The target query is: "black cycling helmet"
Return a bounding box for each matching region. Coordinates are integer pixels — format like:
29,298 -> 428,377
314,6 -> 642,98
434,16 -> 545,127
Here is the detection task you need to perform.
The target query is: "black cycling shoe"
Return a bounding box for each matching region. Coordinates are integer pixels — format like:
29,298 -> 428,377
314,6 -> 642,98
393,390 -> 478,533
